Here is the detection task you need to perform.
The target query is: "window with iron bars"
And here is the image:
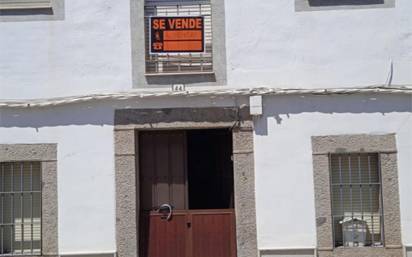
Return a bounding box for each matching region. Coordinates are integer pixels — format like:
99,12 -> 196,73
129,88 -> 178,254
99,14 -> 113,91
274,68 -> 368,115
330,153 -> 384,248
145,0 -> 213,74
0,162 -> 41,256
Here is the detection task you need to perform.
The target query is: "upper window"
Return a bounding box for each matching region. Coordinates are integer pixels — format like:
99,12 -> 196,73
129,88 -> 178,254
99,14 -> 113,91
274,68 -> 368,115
0,0 -> 64,22
330,153 -> 383,248
0,162 -> 42,256
295,0 -> 395,11
0,0 -> 51,10
144,0 -> 213,75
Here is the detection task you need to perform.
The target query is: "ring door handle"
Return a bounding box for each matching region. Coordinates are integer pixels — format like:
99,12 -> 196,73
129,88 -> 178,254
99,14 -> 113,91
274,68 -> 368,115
158,204 -> 173,221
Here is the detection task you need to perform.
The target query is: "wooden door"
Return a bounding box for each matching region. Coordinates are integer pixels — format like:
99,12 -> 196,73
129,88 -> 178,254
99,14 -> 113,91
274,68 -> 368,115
139,131 -> 237,257
139,131 -> 188,211
140,131 -> 188,257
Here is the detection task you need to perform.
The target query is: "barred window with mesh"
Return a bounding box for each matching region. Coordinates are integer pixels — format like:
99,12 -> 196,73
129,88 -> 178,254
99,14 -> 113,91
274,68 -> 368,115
330,153 -> 384,248
145,0 -> 213,74
0,162 -> 42,256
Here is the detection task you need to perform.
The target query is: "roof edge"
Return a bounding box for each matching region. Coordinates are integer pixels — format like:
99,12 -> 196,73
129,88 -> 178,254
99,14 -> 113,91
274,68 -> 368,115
1,85 -> 411,108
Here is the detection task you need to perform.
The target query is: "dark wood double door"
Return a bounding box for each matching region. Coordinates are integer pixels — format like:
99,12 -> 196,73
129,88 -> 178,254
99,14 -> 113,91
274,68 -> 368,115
139,130 -> 237,257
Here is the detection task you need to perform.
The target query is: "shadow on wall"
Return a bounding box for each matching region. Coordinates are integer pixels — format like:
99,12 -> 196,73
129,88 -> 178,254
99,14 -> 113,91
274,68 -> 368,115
254,94 -> 412,136
0,8 -> 54,16
0,96 -> 243,128
0,100 -> 117,128
0,94 -> 411,129
308,0 -> 384,6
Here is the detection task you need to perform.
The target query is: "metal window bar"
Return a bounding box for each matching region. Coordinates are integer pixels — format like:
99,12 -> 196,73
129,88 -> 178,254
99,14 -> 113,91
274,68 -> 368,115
377,154 -> 385,246
144,0 -> 213,74
0,162 -> 41,256
330,153 -> 384,248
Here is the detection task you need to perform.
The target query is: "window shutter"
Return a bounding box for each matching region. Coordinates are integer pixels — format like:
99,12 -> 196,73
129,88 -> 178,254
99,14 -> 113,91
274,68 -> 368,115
0,0 -> 52,10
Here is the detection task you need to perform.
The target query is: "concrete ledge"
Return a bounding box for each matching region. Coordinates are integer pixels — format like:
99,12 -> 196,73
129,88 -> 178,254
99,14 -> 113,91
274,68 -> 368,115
260,249 -> 315,257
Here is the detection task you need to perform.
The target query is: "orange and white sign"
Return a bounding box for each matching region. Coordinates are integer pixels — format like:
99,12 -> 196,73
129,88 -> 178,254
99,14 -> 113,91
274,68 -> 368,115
150,16 -> 205,53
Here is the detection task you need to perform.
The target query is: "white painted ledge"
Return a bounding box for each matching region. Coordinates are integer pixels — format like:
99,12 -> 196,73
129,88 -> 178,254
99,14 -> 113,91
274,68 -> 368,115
0,85 -> 411,108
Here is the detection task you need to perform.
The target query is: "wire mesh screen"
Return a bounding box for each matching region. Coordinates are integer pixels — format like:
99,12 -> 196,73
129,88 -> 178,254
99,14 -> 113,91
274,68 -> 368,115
330,153 -> 383,248
0,162 -> 41,256
145,0 -> 213,74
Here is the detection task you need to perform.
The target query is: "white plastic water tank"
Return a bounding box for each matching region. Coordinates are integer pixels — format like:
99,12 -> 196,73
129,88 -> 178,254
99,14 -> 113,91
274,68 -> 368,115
340,218 -> 367,247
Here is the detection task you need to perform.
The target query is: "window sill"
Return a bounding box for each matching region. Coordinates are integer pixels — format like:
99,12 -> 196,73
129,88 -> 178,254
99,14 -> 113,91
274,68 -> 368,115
328,245 -> 404,256
145,71 -> 215,77
334,246 -> 385,249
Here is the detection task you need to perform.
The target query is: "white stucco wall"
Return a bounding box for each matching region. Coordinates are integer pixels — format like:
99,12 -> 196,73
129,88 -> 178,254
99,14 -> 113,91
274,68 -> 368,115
0,96 -> 248,254
225,0 -> 412,88
1,94 -> 410,254
254,94 -> 412,251
1,0 -> 411,99
0,0 -> 132,99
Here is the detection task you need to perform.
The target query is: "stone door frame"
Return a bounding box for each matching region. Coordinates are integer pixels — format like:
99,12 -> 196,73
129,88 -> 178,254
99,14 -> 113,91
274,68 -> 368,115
114,107 -> 258,257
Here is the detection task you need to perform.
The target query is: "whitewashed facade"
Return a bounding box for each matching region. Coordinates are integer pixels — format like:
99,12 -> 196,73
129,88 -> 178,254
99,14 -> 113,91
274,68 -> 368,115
0,0 -> 411,257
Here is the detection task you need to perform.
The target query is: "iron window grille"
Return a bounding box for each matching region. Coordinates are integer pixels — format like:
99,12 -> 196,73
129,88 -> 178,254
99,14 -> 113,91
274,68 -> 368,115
0,162 -> 42,256
329,153 -> 384,248
144,0 -> 213,74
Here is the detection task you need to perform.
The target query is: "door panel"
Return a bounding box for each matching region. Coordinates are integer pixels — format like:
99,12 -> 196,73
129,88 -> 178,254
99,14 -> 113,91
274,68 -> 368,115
140,132 -> 155,211
139,131 -> 187,211
140,211 -> 188,257
149,212 -> 188,257
191,210 -> 237,257
168,133 -> 188,209
155,132 -> 171,207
